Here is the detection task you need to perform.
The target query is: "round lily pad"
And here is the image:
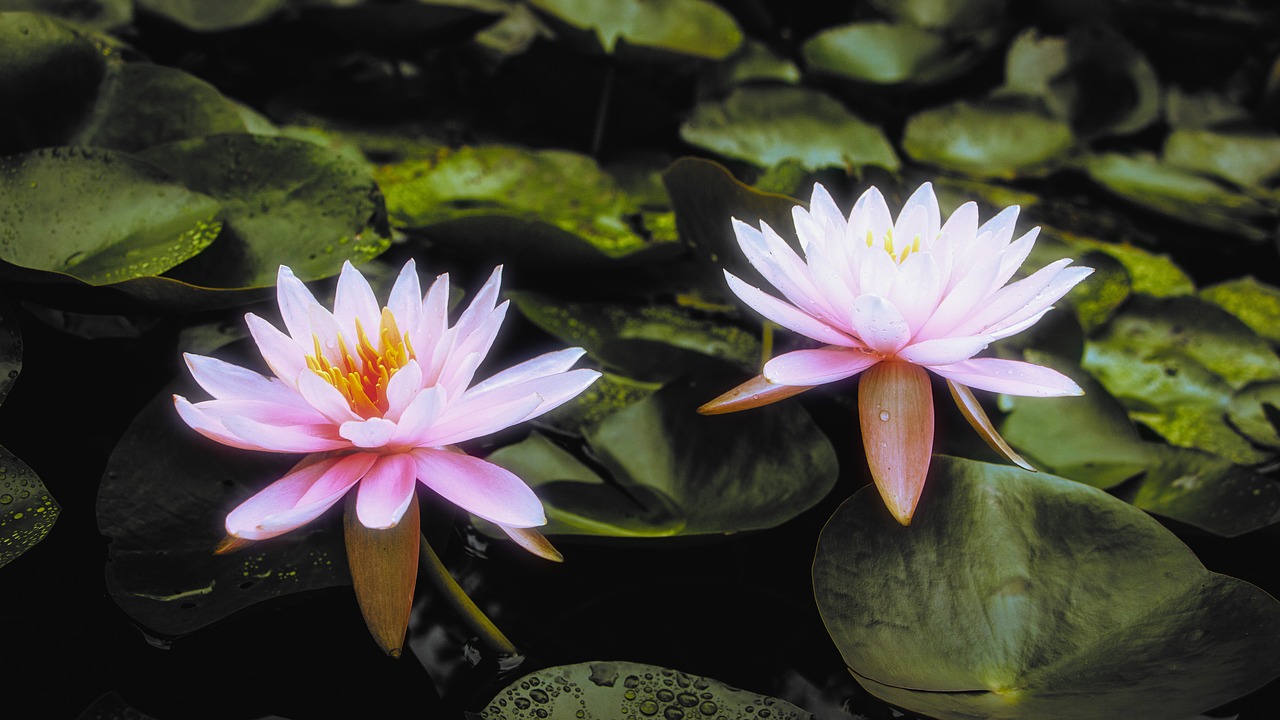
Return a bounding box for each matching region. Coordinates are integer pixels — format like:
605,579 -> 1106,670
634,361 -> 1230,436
135,0 -> 286,32
478,661 -> 814,719
1201,276 -> 1280,344
0,443 -> 59,569
529,0 -> 742,58
1164,129 -> 1280,189
903,98 -> 1074,178
802,22 -> 978,86
813,455 -> 1280,720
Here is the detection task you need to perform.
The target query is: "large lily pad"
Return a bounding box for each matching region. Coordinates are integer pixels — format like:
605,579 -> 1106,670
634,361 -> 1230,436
139,134 -> 390,288
1164,129 -> 1280,189
903,98 -> 1073,178
98,383 -> 351,639
0,444 -> 60,569
802,22 -> 979,86
135,0 -> 286,32
377,145 -> 670,263
680,86 -> 899,172
529,0 -> 742,58
813,455 -> 1280,720
1227,380 -> 1280,450
508,292 -> 760,381
1054,233 -> 1194,298
1117,445 -> 1280,537
0,147 -> 223,286
867,0 -> 1006,32
478,661 -> 814,719
1200,276 -> 1280,344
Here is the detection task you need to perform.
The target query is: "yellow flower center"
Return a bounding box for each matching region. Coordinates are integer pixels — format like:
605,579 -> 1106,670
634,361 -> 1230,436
866,228 -> 921,264
306,307 -> 416,419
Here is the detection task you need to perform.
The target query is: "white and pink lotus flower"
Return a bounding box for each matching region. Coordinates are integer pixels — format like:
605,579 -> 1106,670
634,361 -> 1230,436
175,260 -> 600,554
700,182 -> 1093,525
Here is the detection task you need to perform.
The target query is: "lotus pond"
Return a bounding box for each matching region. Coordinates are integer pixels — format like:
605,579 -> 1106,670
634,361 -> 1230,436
3,2 -> 1280,719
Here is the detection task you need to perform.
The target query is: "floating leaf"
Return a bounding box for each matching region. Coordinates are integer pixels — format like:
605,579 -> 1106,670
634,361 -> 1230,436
0,11 -> 113,156
69,63 -> 257,152
0,444 -> 59,569
903,98 -> 1073,178
813,455 -> 1280,720
1081,153 -> 1275,242
867,0 -> 1007,32
98,384 -> 350,638
583,377 -> 837,536
712,39 -> 801,88
1228,381 -> 1280,449
802,22 -> 979,86
1164,129 -> 1280,189
536,371 -> 660,431
999,353 -> 1151,489
680,86 -> 899,172
1056,233 -> 1195,298
1119,445 -> 1280,537
529,0 -> 742,58
509,292 -> 761,381
0,147 -> 222,286
1201,276 -> 1280,344
377,145 -> 666,263
0,0 -> 131,30
135,0 -> 286,32
478,661 -> 814,719
140,134 -> 390,288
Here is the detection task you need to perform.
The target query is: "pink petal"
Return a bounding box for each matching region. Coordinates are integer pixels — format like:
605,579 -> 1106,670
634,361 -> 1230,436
386,259 -> 423,339
333,261 -> 382,343
951,260 -> 1082,337
856,242 -> 899,299
339,417 -> 398,448
174,395 -> 264,452
442,368 -> 600,429
887,251 -> 942,334
858,362 -> 935,526
915,251 -> 1003,342
725,272 -> 860,348
732,219 -> 829,317
851,294 -> 911,354
354,454 -> 419,529
791,204 -> 826,253
411,272 -> 451,368
800,236 -> 858,326
276,265 -> 340,350
184,397 -> 328,427
987,307 -> 1052,341
184,353 -> 302,405
450,266 -> 503,343
932,201 -> 979,284
846,186 -> 893,249
383,360 -> 424,420
982,266 -> 1093,336
897,335 -> 991,366
297,371 -> 360,424
420,394 -> 542,447
223,415 -> 350,453
763,347 -> 881,385
437,301 -> 508,393
246,313 -> 307,387
992,227 -> 1040,288
468,348 -> 588,395
808,183 -> 846,233
388,385 -> 447,446
226,454 -> 374,540
697,374 -> 814,415
411,448 -> 545,527
928,358 -> 1084,397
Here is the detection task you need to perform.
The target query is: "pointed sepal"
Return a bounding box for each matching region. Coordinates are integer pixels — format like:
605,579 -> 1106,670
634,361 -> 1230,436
213,534 -> 255,555
500,525 -> 564,562
344,494 -> 420,657
697,374 -> 812,415
946,380 -> 1036,472
858,362 -> 934,526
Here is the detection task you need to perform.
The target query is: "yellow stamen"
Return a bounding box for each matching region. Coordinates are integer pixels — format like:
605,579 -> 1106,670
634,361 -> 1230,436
304,308 -> 416,419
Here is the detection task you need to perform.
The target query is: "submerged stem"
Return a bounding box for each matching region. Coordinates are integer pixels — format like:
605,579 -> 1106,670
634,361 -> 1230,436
418,532 -> 519,656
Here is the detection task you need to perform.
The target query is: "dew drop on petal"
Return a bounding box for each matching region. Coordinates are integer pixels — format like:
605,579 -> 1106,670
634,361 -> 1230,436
879,410 -> 890,421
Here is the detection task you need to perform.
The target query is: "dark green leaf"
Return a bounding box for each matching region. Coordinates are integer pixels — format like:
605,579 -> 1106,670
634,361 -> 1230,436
1164,129 -> 1280,189
680,86 -> 899,172
140,134 -> 390,288
903,98 -> 1073,178
802,22 -> 980,86
529,0 -> 742,58
0,298 -> 20,405
0,147 -> 223,285
813,455 -> 1280,720
1119,445 -> 1280,537
867,0 -> 1007,32
1227,381 -> 1280,449
478,661 -> 814,719
1055,233 -> 1194,298
0,443 -> 59,569
135,0 -> 286,32
1201,276 -> 1280,344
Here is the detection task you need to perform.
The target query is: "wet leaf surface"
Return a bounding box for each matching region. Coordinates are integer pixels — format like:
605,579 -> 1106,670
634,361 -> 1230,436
529,0 -> 742,58
903,98 -> 1073,178
0,443 -> 59,568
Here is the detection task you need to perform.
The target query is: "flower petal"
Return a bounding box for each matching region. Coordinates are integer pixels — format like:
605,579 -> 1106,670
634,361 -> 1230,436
297,370 -> 360,424
858,362 -> 934,526
226,454 -> 374,540
174,395 -> 263,452
383,360 -> 424,420
467,348 -> 587,395
245,313 -> 307,388
420,394 -> 542,447
928,358 -> 1084,397
387,385 -> 447,446
339,417 -> 398,448
897,335 -> 991,366
184,353 -> 301,405
386,258 -> 422,340
354,454 -> 419,529
442,368 -> 601,429
733,219 -> 829,317
697,374 -> 814,415
411,448 -> 545,527
887,250 -> 942,334
809,183 -> 846,234
276,265 -> 341,350
725,272 -> 860,348
851,294 -> 911,354
183,397 -> 328,427
334,261 -> 382,343
763,347 -> 880,386
223,415 -> 350,453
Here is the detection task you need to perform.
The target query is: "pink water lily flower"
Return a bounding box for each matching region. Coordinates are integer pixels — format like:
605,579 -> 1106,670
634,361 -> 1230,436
175,260 -> 601,552
700,182 -> 1092,525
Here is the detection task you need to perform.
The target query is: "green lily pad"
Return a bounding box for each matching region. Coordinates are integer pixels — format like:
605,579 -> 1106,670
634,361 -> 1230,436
0,298 -> 20,405
139,134 -> 390,288
0,0 -> 131,30
903,98 -> 1074,178
509,292 -> 761,381
478,661 -> 813,720
0,147 -> 223,286
1055,233 -> 1195,298
1228,380 -> 1280,449
135,0 -> 286,32
536,371 -> 660,431
98,380 -> 351,639
867,0 -> 1007,32
1081,153 -> 1276,243
486,432 -> 685,537
802,22 -> 979,86
0,11 -> 114,156
680,86 -> 899,172
1082,296 -> 1280,465
1017,235 -> 1128,333
1118,445 -> 1280,537
68,63 -> 257,152
999,353 -> 1151,489
1201,276 -> 1280,344
377,145 -> 668,262
712,39 -> 801,88
1164,129 -> 1280,189
583,377 -> 837,536
529,0 -> 742,58
813,455 -> 1280,720
0,444 -> 59,569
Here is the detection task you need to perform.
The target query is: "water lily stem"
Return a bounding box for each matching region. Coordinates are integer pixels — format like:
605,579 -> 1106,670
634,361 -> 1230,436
761,321 -> 775,367
591,62 -> 616,157
418,532 -> 519,656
